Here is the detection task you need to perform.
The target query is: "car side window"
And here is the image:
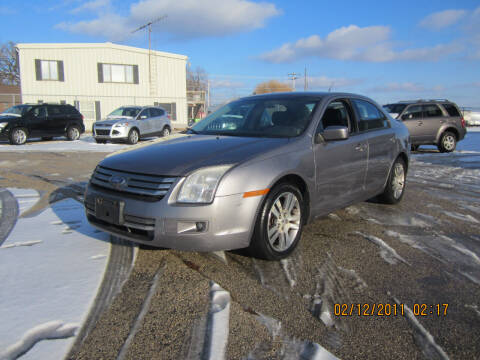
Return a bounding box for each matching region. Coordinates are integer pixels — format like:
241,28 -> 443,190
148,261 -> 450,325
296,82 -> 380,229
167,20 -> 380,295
351,99 -> 388,131
401,105 -> 422,120
138,109 -> 150,119
32,106 -> 46,118
423,104 -> 443,118
318,100 -> 353,133
48,105 -> 63,116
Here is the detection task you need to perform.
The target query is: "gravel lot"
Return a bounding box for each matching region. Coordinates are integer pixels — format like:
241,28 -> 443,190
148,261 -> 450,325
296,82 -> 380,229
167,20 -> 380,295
1,132 -> 479,359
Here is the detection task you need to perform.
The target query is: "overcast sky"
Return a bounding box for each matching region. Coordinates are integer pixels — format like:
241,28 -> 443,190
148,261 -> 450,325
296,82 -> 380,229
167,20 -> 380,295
1,0 -> 479,106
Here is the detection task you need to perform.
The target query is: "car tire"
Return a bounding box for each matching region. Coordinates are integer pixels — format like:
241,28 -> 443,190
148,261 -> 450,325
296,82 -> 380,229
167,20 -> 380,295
9,128 -> 28,145
66,126 -> 81,141
41,137 -> 53,141
161,126 -> 171,137
249,183 -> 304,260
127,128 -> 139,145
95,139 -> 107,144
378,157 -> 406,205
438,131 -> 456,153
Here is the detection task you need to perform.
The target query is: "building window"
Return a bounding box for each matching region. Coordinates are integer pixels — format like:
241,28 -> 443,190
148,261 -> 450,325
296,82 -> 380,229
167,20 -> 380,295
35,59 -> 64,81
98,63 -> 139,84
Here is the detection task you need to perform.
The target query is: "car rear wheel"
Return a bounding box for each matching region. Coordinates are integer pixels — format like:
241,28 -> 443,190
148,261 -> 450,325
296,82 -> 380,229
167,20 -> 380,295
249,183 -> 304,260
9,128 -> 28,145
438,131 -> 456,153
161,126 -> 171,137
378,157 -> 406,204
127,128 -> 139,145
66,126 -> 80,141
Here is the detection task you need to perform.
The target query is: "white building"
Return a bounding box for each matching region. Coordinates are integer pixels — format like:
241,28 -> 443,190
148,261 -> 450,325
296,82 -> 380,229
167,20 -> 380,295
16,42 -> 188,129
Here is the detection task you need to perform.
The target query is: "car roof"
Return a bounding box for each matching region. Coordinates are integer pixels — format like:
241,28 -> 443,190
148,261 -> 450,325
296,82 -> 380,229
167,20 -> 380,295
239,91 -> 374,102
386,99 -> 456,105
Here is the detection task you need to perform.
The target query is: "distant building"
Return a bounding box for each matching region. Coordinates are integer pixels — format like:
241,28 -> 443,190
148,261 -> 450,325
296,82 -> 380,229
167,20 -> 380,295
0,84 -> 21,112
16,42 -> 188,129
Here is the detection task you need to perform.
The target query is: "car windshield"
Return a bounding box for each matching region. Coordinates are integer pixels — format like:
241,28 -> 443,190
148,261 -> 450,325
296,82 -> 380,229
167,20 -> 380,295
190,96 -> 321,138
383,104 -> 407,114
108,107 -> 141,118
1,105 -> 32,116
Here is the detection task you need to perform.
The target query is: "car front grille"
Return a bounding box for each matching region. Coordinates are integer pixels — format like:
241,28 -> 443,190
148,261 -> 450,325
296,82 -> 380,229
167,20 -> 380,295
90,165 -> 177,200
95,129 -> 111,136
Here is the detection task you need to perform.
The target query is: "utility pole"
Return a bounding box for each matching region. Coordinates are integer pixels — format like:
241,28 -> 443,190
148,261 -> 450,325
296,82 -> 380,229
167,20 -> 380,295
288,72 -> 298,91
132,15 -> 167,95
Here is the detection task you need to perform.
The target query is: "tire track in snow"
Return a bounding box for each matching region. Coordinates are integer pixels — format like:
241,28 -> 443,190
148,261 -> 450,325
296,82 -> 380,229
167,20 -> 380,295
0,321 -> 78,360
67,236 -> 135,357
0,189 -> 18,247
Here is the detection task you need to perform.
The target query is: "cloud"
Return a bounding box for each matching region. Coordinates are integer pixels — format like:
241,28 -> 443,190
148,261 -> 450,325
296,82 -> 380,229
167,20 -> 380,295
419,9 -> 466,30
370,82 -> 445,93
307,76 -> 362,90
58,0 -> 280,40
210,79 -> 245,89
56,14 -> 130,42
70,0 -> 111,14
260,25 -> 460,63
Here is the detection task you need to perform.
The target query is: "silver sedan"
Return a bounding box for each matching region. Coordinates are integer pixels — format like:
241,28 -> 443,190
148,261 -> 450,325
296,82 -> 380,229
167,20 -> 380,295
85,92 -> 410,260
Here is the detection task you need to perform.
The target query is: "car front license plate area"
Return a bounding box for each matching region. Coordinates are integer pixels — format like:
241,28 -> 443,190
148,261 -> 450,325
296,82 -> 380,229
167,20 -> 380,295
95,197 -> 124,225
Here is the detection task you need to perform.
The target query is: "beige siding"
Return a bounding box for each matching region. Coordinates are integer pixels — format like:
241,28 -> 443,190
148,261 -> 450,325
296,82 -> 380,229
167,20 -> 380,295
18,43 -> 188,126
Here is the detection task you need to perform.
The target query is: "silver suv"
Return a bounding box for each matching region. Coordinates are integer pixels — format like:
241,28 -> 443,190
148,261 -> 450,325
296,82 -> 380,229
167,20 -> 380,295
85,92 -> 409,260
383,99 -> 466,152
93,106 -> 171,144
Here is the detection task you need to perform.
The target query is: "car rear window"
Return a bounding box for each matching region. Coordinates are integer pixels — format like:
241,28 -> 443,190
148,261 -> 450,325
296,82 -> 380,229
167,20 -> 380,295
442,103 -> 460,117
383,104 -> 407,114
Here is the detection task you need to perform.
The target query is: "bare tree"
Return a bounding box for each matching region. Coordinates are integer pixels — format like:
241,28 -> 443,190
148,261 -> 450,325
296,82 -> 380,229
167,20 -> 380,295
0,42 -> 19,85
187,66 -> 208,91
253,80 -> 292,94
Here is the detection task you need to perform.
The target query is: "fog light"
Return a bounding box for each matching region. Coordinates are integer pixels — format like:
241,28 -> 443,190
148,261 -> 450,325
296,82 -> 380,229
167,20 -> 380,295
177,221 -> 208,234
196,222 -> 206,232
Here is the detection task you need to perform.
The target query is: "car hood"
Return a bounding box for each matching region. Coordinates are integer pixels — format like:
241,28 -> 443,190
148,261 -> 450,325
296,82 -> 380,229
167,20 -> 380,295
95,117 -> 132,126
99,135 -> 289,176
0,115 -> 19,122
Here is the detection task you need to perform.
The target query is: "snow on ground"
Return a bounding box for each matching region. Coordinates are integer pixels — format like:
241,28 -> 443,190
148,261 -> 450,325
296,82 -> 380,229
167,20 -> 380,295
0,136 -> 128,152
0,189 -> 110,360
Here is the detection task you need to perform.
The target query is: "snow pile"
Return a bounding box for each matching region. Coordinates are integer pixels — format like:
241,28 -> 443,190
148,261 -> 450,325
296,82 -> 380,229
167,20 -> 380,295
204,282 -> 231,360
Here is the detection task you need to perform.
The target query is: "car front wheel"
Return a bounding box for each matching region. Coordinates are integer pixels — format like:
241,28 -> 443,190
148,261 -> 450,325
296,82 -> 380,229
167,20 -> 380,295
161,126 -> 171,137
9,128 -> 28,145
438,131 -> 456,153
249,183 -> 304,260
66,126 -> 81,141
378,157 -> 406,204
127,128 -> 139,145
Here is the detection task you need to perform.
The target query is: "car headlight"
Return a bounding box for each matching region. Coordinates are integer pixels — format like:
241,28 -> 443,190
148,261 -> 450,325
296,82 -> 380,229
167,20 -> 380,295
115,122 -> 129,127
0,122 -> 8,129
177,165 -> 232,204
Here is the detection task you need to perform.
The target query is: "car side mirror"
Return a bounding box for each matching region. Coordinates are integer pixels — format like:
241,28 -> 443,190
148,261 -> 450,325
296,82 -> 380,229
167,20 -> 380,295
322,126 -> 349,141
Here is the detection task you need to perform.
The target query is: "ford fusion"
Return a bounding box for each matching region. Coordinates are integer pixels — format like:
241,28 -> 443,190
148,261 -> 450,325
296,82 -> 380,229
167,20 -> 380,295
84,92 -> 410,260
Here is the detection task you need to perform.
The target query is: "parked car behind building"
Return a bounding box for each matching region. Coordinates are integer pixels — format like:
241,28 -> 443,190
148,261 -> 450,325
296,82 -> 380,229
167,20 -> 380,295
92,106 -> 171,145
85,92 -> 410,260
0,103 -> 85,145
383,99 -> 466,152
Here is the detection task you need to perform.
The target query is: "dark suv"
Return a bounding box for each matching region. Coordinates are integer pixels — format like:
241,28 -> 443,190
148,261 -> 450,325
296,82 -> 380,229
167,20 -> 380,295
0,104 -> 85,145
383,99 -> 466,152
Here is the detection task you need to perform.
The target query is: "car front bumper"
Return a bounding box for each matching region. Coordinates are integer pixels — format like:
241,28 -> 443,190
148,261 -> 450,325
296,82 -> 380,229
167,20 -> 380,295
84,182 -> 262,251
93,125 -> 130,140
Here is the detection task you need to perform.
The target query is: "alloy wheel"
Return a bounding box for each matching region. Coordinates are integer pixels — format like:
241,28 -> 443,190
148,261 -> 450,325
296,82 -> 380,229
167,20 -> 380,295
267,192 -> 301,252
392,162 -> 405,199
